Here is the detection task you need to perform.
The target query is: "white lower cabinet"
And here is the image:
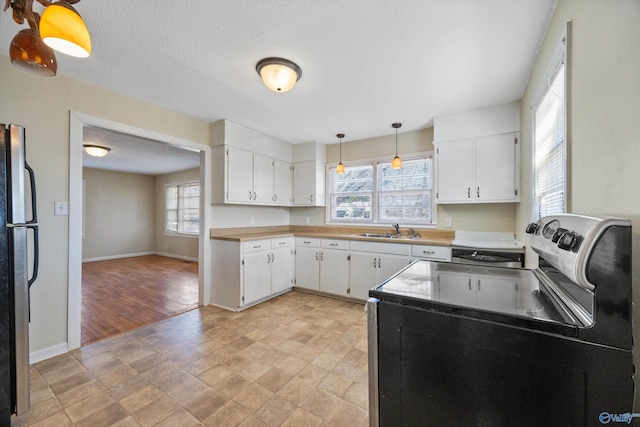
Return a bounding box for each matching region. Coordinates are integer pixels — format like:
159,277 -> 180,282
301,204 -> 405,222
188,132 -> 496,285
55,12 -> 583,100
349,241 -> 412,300
210,237 -> 293,311
294,238 -> 321,290
319,240 -> 350,297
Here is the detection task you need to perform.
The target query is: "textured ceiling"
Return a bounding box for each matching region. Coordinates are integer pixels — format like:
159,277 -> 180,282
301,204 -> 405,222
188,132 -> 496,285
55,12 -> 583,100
0,0 -> 556,172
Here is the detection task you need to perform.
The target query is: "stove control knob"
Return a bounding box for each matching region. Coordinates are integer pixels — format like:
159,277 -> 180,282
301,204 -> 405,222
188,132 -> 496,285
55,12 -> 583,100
551,228 -> 568,243
558,232 -> 580,251
525,223 -> 540,234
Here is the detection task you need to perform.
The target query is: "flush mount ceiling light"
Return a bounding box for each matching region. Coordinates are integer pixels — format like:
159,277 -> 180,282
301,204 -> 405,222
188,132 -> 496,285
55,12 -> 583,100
83,144 -> 110,158
391,123 -> 402,169
256,57 -> 302,92
3,0 -> 91,76
336,133 -> 345,174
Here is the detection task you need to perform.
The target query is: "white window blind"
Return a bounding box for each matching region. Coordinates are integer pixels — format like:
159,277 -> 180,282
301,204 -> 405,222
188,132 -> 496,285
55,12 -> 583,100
533,33 -> 567,220
166,181 -> 200,235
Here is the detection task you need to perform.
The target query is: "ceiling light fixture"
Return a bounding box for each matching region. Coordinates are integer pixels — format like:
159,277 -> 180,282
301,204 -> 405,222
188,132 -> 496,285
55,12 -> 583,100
3,0 -> 91,76
256,57 -> 302,92
83,144 -> 110,158
336,133 -> 345,174
392,123 -> 402,169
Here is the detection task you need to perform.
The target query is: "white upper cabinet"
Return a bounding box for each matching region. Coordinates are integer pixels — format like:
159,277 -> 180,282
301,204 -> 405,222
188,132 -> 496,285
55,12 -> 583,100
436,133 -> 519,203
211,120 -> 293,206
292,142 -> 325,206
434,103 -> 520,204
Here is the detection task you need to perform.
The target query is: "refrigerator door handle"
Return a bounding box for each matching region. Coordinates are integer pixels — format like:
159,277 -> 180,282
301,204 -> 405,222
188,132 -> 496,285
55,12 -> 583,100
27,225 -> 39,287
25,161 -> 37,224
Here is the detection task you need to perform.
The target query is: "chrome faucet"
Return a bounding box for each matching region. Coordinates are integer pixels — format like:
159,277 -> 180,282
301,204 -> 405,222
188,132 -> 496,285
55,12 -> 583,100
393,224 -> 400,236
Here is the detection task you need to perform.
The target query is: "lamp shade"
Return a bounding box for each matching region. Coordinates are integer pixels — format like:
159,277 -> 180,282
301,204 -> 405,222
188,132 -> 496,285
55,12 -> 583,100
336,162 -> 345,174
83,144 -> 110,157
10,29 -> 57,77
391,155 -> 402,169
40,1 -> 92,58
256,57 -> 301,92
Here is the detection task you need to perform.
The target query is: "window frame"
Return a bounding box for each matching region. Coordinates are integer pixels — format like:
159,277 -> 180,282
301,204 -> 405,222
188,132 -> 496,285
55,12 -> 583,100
325,152 -> 436,227
165,179 -> 200,237
531,25 -> 570,222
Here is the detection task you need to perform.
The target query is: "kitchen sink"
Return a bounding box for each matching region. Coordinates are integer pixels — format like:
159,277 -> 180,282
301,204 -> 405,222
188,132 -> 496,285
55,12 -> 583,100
354,233 -> 420,239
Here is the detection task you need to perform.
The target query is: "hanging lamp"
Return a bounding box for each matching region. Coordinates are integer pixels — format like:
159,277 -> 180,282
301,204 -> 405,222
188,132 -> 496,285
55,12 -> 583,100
336,133 -> 345,174
392,123 -> 402,169
39,1 -> 92,58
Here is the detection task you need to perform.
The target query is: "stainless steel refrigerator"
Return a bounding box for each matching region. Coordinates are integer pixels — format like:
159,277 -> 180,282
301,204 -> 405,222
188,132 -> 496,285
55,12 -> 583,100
0,124 -> 39,426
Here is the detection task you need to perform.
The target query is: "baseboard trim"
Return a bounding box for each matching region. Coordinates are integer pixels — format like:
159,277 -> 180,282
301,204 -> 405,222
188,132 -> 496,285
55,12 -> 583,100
82,252 -> 197,263
30,342 -> 68,364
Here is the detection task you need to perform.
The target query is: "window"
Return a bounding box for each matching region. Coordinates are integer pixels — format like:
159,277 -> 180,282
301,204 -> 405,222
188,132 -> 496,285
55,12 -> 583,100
532,29 -> 568,220
166,181 -> 200,235
328,155 -> 433,224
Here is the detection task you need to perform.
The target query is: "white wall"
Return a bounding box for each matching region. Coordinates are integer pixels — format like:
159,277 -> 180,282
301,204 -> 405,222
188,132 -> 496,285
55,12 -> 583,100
155,168 -> 200,260
515,0 -> 640,409
83,168 -> 154,260
0,57 -> 210,355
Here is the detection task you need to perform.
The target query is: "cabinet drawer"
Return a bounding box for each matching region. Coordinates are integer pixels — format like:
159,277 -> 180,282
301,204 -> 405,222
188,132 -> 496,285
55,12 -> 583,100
242,239 -> 271,253
350,240 -> 411,256
296,237 -> 320,247
411,245 -> 451,261
271,237 -> 293,249
321,239 -> 349,250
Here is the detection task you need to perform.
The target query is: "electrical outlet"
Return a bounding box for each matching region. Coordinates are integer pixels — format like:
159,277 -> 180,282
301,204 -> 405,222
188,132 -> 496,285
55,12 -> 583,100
250,216 -> 255,225
305,216 -> 310,224
445,217 -> 452,228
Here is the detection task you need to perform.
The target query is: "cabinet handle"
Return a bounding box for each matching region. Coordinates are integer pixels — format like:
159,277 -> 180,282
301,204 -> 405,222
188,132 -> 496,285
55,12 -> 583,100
274,194 -> 277,202
253,245 -> 262,249
378,258 -> 381,268
478,280 -> 481,291
320,252 -> 324,261
279,242 -> 286,245
271,253 -> 275,262
310,194 -> 314,203
267,254 -> 271,263
315,251 -> 319,260
330,243 -> 338,247
477,187 -> 480,198
422,250 -> 435,255
303,241 -> 311,244
249,191 -> 253,200
467,187 -> 471,198
468,278 -> 471,290
253,192 -> 257,200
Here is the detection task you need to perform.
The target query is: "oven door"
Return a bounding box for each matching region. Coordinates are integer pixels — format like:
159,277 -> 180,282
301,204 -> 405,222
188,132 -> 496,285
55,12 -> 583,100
451,248 -> 523,268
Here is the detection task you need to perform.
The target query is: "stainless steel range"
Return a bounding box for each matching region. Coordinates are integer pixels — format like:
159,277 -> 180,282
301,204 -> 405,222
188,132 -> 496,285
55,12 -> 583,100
367,214 -> 634,426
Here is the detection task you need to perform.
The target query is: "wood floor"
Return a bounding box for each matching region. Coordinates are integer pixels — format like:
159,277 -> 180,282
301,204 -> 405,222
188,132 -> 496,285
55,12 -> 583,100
82,255 -> 199,345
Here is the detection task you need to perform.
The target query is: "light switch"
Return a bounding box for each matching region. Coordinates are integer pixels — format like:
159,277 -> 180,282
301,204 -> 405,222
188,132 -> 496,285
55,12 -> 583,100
54,200 -> 68,216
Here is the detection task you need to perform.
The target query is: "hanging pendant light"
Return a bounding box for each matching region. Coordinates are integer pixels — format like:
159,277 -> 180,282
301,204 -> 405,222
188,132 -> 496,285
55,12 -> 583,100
336,133 -> 345,174
10,28 -> 57,76
39,1 -> 92,58
392,123 -> 402,169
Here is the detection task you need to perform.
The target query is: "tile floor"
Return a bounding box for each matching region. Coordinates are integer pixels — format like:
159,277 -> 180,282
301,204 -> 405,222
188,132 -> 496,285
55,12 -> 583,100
12,291 -> 369,427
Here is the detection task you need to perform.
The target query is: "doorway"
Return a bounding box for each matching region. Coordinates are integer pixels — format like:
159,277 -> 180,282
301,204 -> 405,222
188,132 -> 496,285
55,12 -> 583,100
69,112 -> 212,350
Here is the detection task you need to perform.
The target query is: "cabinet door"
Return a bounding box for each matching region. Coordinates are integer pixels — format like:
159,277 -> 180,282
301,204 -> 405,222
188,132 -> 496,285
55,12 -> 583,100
252,153 -> 274,204
475,134 -> 517,201
377,254 -> 412,284
243,251 -> 271,305
226,146 -> 254,203
319,249 -> 350,296
293,161 -> 314,206
295,246 -> 320,290
273,160 -> 292,205
270,247 -> 293,294
436,139 -> 475,203
437,273 -> 476,307
349,253 -> 379,300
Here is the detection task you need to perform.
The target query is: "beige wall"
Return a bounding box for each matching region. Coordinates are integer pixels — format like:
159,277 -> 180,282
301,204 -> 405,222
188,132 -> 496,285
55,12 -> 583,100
0,57 -> 210,354
324,127 -> 517,231
155,168 -> 200,260
83,168 -> 155,260
515,0 -> 640,409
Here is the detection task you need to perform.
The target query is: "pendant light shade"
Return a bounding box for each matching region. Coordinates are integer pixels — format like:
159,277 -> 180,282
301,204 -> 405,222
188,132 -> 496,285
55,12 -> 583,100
83,144 -> 111,157
392,122 -> 402,169
256,57 -> 302,92
336,133 -> 345,174
40,1 -> 92,58
10,28 -> 57,76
